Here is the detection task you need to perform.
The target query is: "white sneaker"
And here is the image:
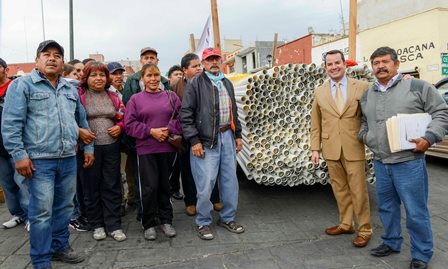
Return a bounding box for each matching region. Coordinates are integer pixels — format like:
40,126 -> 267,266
160,224 -> 176,238
110,229 -> 127,242
144,227 -> 156,240
2,216 -> 24,229
25,221 -> 30,232
93,227 -> 106,240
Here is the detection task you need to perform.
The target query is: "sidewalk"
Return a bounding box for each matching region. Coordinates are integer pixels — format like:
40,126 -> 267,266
0,157 -> 447,269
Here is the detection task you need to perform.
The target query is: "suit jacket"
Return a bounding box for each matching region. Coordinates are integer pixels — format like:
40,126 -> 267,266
310,77 -> 369,161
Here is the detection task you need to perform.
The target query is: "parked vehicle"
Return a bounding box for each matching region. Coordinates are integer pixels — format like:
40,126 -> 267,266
426,78 -> 448,158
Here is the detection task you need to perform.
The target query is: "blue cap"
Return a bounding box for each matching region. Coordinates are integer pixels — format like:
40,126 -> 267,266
107,62 -> 125,73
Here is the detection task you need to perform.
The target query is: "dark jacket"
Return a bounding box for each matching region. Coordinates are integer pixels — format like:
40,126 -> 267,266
181,71 -> 242,148
122,70 -> 170,105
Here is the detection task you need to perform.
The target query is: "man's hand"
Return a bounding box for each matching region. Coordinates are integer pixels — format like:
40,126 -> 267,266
107,125 -> 122,138
409,137 -> 430,153
235,138 -> 243,153
83,154 -> 95,168
16,158 -> 35,179
192,142 -> 205,158
311,150 -> 320,166
150,127 -> 169,142
79,128 -> 96,144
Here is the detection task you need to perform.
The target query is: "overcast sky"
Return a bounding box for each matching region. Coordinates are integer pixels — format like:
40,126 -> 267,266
0,0 -> 349,72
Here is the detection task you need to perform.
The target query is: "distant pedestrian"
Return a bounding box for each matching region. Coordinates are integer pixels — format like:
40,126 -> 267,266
107,61 -> 135,217
68,59 -> 85,78
0,57 -> 30,230
168,65 -> 183,86
167,64 -> 184,201
360,46 -> 448,269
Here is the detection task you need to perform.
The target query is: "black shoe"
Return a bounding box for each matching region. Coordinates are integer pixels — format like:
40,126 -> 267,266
69,219 -> 90,232
410,259 -> 427,269
52,247 -> 85,264
171,192 -> 184,200
370,243 -> 400,257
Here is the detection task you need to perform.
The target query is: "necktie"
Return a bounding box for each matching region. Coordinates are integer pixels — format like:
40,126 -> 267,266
334,82 -> 344,113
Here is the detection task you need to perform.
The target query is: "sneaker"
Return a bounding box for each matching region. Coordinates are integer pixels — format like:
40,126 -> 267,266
160,224 -> 176,238
93,227 -> 107,241
213,202 -> 222,211
109,229 -> 127,242
25,221 -> 30,232
185,205 -> 197,216
2,216 -> 24,229
197,225 -> 214,240
52,247 -> 85,264
171,192 -> 184,200
144,227 -> 156,240
69,219 -> 90,232
217,220 -> 245,234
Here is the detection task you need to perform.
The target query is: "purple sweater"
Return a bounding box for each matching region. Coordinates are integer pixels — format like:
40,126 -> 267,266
125,90 -> 182,155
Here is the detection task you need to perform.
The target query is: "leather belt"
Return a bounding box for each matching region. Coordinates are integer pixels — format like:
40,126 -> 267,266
219,125 -> 230,132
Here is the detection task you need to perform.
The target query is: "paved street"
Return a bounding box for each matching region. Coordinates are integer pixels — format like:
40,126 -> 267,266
0,157 -> 447,269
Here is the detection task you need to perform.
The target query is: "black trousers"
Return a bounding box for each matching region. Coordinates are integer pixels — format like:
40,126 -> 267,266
81,141 -> 122,232
169,154 -> 181,194
179,150 -> 220,206
138,152 -> 175,229
75,151 -> 87,219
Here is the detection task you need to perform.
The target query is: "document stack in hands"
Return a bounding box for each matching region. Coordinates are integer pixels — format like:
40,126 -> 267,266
386,113 -> 432,153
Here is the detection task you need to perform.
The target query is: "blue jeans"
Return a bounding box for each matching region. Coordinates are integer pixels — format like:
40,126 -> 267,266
374,158 -> 433,263
0,156 -> 29,221
190,129 -> 239,226
27,157 -> 77,269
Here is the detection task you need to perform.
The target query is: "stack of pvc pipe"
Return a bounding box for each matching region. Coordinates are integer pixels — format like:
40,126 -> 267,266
235,63 -> 376,186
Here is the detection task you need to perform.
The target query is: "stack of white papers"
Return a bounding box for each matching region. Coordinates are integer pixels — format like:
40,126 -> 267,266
386,113 -> 432,153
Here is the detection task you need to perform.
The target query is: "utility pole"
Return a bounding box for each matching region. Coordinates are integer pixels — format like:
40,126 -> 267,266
189,33 -> 196,52
210,0 -> 221,51
69,0 -> 74,60
348,0 -> 357,60
272,33 -> 278,67
40,0 -> 46,40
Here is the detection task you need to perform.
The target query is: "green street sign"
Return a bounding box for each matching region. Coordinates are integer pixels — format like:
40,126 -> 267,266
442,55 -> 448,64
443,66 -> 448,75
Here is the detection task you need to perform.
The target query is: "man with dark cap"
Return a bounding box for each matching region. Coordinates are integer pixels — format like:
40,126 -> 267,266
181,48 -> 244,240
121,47 -> 170,221
0,58 -> 30,230
2,40 -> 94,269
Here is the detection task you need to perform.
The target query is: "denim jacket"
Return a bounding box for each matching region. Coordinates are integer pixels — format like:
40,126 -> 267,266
1,69 -> 94,162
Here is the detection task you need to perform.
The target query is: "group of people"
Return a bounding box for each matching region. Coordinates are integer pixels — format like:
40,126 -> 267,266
311,48 -> 448,269
0,41 -> 244,269
0,40 -> 447,269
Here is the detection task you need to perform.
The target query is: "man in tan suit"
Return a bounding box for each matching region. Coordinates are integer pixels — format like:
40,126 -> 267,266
310,49 -> 372,248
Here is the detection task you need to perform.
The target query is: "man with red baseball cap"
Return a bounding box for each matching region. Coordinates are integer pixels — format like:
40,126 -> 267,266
181,48 -> 244,240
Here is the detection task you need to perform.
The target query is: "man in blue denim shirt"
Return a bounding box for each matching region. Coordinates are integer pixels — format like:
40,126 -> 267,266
1,40 -> 94,269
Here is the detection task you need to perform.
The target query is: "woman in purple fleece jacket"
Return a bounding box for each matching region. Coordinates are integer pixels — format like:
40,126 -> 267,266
124,64 -> 182,240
